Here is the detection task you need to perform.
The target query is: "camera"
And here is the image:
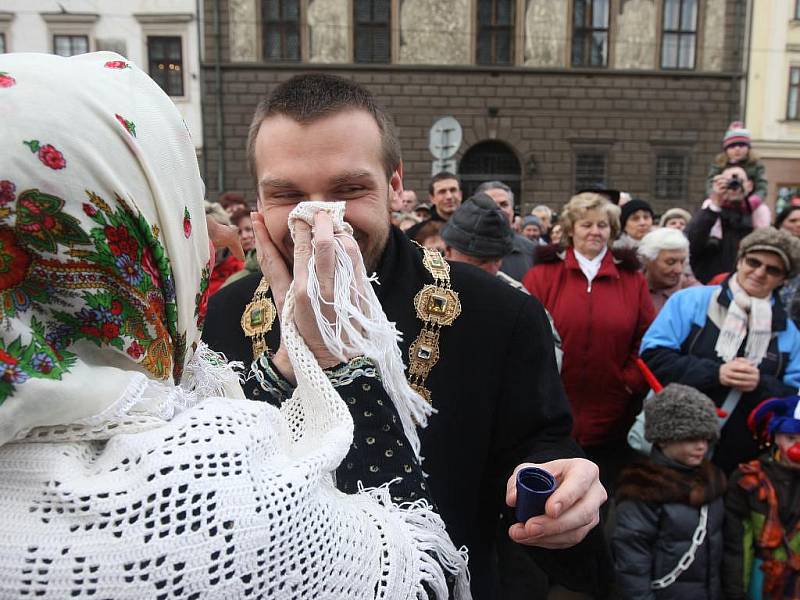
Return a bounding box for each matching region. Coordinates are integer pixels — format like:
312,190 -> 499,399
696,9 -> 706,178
726,174 -> 743,191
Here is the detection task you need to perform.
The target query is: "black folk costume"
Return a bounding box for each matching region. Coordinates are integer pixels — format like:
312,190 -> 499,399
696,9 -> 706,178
203,227 -> 611,598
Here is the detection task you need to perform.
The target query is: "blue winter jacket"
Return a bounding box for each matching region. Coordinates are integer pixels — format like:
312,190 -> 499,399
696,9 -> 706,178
640,279 -> 800,474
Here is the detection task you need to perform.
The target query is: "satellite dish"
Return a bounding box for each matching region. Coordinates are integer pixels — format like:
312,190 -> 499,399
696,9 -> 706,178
429,117 -> 463,160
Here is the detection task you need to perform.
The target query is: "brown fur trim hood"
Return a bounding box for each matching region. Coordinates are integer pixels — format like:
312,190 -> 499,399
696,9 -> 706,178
616,459 -> 727,507
534,244 -> 641,272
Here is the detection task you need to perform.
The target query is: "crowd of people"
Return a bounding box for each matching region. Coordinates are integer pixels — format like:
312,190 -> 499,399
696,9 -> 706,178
1,50 -> 799,600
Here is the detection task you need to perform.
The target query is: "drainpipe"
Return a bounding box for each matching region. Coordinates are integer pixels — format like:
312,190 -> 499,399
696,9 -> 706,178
196,0 -> 208,183
213,0 -> 226,194
741,0 -> 755,123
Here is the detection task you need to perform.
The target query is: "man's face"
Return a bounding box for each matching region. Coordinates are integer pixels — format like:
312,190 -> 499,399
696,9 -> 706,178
254,110 -> 398,272
400,190 -> 417,212
483,188 -> 514,225
532,209 -> 551,231
429,178 -> 461,219
646,248 -> 687,290
720,166 -> 753,204
522,224 -> 541,240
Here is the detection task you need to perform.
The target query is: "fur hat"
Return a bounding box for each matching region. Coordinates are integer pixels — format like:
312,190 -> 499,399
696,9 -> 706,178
620,198 -> 654,230
723,121 -> 751,149
441,193 -> 514,258
644,383 -> 720,444
737,227 -> 800,279
659,207 -> 692,228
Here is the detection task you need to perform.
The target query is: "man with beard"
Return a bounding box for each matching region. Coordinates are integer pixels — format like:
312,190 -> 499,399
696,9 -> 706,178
203,73 -> 609,599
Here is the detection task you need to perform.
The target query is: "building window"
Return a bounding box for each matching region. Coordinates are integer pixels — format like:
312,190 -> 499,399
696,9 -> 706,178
654,154 -> 688,200
262,0 -> 301,61
354,0 -> 390,63
661,0 -> 697,69
789,67 -> 800,120
574,153 -> 607,192
459,140 -> 521,200
0,33 -> 5,54
796,0 -> 800,20
147,36 -> 184,97
476,0 -> 515,66
53,34 -> 89,56
572,0 -> 609,67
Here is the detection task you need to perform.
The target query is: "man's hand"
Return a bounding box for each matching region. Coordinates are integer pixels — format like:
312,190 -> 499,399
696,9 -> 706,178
719,358 -> 760,392
252,209 -> 364,380
710,174 -> 727,205
506,458 -> 606,549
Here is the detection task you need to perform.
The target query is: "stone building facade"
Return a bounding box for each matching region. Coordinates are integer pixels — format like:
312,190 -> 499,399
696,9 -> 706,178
202,0 -> 747,214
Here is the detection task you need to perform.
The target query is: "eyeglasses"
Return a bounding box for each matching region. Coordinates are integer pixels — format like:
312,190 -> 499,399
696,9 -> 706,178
743,256 -> 786,278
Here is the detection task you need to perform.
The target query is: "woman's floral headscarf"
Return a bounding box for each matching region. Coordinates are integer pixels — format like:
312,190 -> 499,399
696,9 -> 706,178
0,52 -> 212,444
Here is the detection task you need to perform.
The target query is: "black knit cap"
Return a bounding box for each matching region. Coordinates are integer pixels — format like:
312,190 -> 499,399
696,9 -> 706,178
620,198 -> 654,229
441,193 -> 514,258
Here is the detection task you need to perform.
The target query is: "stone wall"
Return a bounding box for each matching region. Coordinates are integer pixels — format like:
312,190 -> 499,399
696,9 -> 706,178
308,0 -> 349,63
614,0 -> 657,70
203,63 -> 739,214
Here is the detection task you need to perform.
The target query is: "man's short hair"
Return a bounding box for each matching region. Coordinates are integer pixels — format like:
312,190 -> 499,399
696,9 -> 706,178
247,73 -> 401,182
474,180 -> 514,204
428,171 -> 461,195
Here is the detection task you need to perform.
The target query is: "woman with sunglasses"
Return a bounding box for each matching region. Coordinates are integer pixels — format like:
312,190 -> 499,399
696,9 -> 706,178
639,228 -> 800,475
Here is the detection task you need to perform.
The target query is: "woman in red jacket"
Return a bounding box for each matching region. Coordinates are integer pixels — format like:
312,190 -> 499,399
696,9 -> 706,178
523,192 -> 655,493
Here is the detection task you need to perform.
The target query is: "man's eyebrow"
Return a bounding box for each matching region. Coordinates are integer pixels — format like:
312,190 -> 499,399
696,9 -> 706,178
258,177 -> 296,191
329,171 -> 373,185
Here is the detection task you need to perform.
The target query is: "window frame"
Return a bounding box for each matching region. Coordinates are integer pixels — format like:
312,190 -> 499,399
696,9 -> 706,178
475,0 -> 516,66
41,12 -> 97,57
796,0 -> 800,21
660,0 -> 698,71
653,153 -> 689,201
571,0 -> 610,68
788,66 -> 800,121
262,0 -> 303,62
52,34 -> 90,56
573,151 -> 609,193
146,35 -> 185,98
353,0 -> 392,64
0,32 -> 5,54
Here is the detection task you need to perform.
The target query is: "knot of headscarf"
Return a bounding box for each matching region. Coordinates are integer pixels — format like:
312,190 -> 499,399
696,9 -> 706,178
0,52 -> 213,445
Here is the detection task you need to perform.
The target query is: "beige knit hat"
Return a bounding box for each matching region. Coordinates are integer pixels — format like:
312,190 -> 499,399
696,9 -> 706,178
737,227 -> 800,279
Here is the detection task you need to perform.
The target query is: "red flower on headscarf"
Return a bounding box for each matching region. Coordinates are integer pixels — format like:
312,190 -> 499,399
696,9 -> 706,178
0,72 -> 15,88
126,340 -> 144,359
104,61 -> 129,69
23,140 -> 66,170
0,348 -> 17,366
115,114 -> 137,137
183,207 -> 192,239
0,181 -> 16,205
141,246 -> 161,288
105,224 -> 139,258
0,228 -> 33,291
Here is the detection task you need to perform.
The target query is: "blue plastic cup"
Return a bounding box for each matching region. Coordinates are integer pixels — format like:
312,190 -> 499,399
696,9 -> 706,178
515,466 -> 557,523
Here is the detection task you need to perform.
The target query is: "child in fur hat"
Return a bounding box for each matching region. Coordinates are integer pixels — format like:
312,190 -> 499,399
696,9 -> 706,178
722,396 -> 800,600
613,383 -> 726,600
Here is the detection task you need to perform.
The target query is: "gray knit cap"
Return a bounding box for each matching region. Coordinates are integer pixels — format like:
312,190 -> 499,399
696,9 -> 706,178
522,215 -> 543,230
644,383 -> 720,444
737,227 -> 800,279
441,193 -> 514,258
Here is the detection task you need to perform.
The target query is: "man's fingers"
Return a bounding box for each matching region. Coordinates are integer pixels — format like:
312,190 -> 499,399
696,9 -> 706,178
252,211 -> 290,313
312,211 -> 336,305
543,459 -> 600,519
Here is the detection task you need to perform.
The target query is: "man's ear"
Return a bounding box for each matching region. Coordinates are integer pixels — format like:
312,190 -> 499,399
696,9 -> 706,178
390,160 -> 404,194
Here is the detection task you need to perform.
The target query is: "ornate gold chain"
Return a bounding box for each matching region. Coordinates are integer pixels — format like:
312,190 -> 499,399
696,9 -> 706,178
242,246 -> 461,405
408,247 -> 461,404
241,277 -> 277,358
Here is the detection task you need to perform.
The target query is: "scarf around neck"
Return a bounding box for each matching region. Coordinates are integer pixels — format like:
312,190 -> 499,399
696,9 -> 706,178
714,276 -> 773,365
0,52 -> 230,446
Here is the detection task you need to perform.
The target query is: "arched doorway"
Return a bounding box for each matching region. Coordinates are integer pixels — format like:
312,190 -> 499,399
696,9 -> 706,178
458,141 -> 522,208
